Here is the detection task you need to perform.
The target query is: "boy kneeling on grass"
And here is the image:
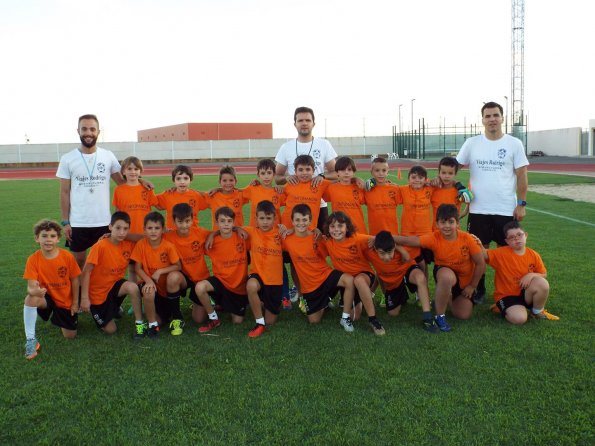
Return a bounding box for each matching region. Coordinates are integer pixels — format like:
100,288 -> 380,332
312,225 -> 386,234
485,221 -> 559,324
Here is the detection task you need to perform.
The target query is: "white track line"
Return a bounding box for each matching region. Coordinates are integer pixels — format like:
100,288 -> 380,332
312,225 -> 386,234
527,207 -> 595,228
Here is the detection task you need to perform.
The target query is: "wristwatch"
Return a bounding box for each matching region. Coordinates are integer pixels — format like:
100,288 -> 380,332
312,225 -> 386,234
61,220 -> 70,226
517,199 -> 527,206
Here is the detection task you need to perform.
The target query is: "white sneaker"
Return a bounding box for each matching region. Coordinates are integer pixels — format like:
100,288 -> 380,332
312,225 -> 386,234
340,317 -> 354,333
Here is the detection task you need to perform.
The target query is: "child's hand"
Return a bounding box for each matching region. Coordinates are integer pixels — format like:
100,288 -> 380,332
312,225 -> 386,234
98,232 -> 111,241
70,302 -> 80,316
274,186 -> 284,194
139,178 -> 155,190
208,187 -> 223,197
352,177 -> 365,189
313,228 -> 323,241
205,231 -> 218,250
518,273 -> 536,289
29,281 -> 47,297
311,175 -> 325,187
79,297 -> 91,313
249,179 -> 261,186
235,227 -> 249,240
462,285 -> 476,300
367,236 -> 376,248
142,281 -> 156,295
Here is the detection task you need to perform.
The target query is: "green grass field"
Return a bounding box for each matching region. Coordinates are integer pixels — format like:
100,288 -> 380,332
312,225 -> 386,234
1,171 -> 594,445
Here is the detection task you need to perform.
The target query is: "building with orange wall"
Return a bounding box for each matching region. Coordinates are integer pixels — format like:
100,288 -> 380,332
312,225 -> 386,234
138,123 -> 272,142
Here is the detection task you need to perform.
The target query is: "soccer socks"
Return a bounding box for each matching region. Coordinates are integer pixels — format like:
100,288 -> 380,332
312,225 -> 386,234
208,311 -> 219,321
422,311 -> 433,321
23,305 -> 37,340
342,312 -> 350,319
532,307 -> 544,315
255,317 -> 265,325
166,292 -> 183,320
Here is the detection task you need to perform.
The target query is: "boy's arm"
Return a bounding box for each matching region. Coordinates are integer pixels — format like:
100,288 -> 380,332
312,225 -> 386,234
519,272 -> 547,289
152,261 -> 181,282
26,279 -> 46,298
393,235 -> 421,247
125,233 -> 145,242
80,264 -> 94,313
462,252 -> 486,300
70,275 -> 81,316
395,245 -> 410,262
135,262 -> 156,290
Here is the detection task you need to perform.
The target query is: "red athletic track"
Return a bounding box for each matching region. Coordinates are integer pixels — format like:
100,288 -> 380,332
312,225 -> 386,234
1,161 -> 594,180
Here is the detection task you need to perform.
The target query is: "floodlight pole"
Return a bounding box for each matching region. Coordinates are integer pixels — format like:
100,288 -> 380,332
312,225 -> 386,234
504,95 -> 509,134
398,104 -> 403,133
410,98 -> 415,132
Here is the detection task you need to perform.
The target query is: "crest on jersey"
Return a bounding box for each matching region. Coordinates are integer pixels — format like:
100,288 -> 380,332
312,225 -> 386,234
498,148 -> 507,159
97,162 -> 106,174
122,250 -> 131,260
312,149 -> 321,159
352,189 -> 360,200
57,266 -> 67,278
388,191 -> 395,199
274,234 -> 282,246
236,243 -> 245,253
189,199 -> 196,208
348,245 -> 358,255
233,199 -> 241,208
460,245 -> 469,257
192,241 -> 201,251
141,190 -> 148,201
160,252 -> 168,263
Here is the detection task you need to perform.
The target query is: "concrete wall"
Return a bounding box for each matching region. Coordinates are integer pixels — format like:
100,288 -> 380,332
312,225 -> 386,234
526,127 -> 582,156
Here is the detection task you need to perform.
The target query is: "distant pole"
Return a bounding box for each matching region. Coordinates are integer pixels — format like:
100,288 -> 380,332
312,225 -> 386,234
398,104 -> 403,133
410,98 -> 416,131
504,95 -> 509,134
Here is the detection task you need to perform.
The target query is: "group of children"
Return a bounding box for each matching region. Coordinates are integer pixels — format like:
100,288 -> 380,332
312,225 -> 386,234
22,155 -> 558,359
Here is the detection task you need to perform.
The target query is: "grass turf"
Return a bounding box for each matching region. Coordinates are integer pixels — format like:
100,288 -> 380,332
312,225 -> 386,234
0,171 -> 593,445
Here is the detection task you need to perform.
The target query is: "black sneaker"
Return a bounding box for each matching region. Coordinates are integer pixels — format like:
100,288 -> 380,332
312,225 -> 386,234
369,317 -> 386,336
422,318 -> 440,334
147,325 -> 160,338
472,292 -> 486,305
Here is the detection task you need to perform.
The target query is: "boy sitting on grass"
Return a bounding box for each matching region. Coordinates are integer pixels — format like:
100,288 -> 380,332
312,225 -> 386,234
23,220 -> 81,359
485,221 -> 559,324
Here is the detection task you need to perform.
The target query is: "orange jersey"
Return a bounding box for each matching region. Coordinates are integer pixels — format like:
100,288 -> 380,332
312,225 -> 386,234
318,234 -> 373,276
112,184 -> 158,234
487,246 -> 547,302
163,227 -> 211,283
419,230 -> 483,288
323,183 -> 367,234
281,180 -> 331,230
130,238 -> 180,296
364,248 -> 416,290
86,238 -> 135,305
23,249 -> 81,309
156,189 -> 207,230
399,185 -> 433,236
282,233 -> 333,294
207,190 -> 247,229
242,184 -> 285,226
206,232 -> 248,295
364,183 -> 401,236
244,226 -> 284,285
430,186 -> 462,231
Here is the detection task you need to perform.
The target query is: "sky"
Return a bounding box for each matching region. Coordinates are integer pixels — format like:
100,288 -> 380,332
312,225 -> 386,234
0,0 -> 593,145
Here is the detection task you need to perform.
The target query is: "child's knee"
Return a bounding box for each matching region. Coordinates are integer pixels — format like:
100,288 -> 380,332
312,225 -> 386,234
506,312 -> 528,325
62,329 -> 77,339
530,277 -> 550,293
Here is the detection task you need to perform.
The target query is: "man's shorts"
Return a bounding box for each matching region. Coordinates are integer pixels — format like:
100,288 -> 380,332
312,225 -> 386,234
90,279 -> 127,328
385,264 -> 421,311
303,269 -> 343,316
67,226 -> 110,252
339,271 -> 376,307
247,273 -> 283,315
433,265 -> 476,303
37,294 -> 78,331
467,213 -> 514,247
496,291 -> 529,316
205,276 -> 248,317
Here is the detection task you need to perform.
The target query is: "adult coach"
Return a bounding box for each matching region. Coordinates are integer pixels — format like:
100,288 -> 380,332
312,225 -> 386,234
456,101 -> 529,303
57,114 -> 124,268
274,106 -> 337,229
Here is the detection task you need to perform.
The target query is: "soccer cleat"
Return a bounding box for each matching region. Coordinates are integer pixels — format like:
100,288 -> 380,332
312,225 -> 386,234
472,292 -> 486,305
379,295 -> 386,308
134,322 -> 147,339
288,286 -> 299,303
531,309 -> 560,321
298,297 -> 307,315
282,297 -> 292,311
340,316 -> 355,333
248,323 -> 266,338
434,314 -> 452,332
147,325 -> 160,338
25,338 -> 40,360
169,319 -> 185,336
198,318 -> 222,333
369,317 -> 386,336
422,318 -> 440,334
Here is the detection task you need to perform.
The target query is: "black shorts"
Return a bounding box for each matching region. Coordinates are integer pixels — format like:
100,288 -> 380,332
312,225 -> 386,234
496,291 -> 529,316
181,272 -> 199,304
66,226 -> 110,252
303,269 -> 343,315
248,274 -> 283,315
467,213 -> 514,247
385,265 -> 421,311
339,271 -> 376,307
154,293 -> 177,323
206,276 -> 248,317
90,279 -> 127,328
282,251 -> 292,264
433,265 -> 475,303
317,206 -> 329,231
37,294 -> 78,331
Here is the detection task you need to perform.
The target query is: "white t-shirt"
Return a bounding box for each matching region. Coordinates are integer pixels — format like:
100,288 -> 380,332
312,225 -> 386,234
457,134 -> 529,216
56,147 -> 121,227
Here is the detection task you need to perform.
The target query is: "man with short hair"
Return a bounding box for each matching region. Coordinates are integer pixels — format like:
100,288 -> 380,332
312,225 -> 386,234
456,101 -> 529,303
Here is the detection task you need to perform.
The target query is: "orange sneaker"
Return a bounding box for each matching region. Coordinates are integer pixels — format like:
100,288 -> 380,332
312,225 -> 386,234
198,319 -> 222,333
531,310 -> 560,321
248,324 -> 266,338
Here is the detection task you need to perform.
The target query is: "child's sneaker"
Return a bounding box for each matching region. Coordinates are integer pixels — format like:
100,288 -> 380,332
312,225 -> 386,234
169,319 -> 184,336
198,319 -> 222,333
147,324 -> 160,338
298,297 -> 307,315
379,295 -> 386,308
369,317 -> 386,336
434,314 -> 452,332
340,316 -> 355,333
288,286 -> 299,303
134,322 -> 147,339
282,297 -> 292,311
531,309 -> 560,320
248,324 -> 266,338
422,318 -> 440,334
25,338 -> 40,360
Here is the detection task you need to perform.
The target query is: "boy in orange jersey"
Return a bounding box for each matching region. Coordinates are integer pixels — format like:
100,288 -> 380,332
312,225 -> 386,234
23,220 -> 81,359
322,156 -> 367,234
242,159 -> 285,227
363,157 -> 401,237
195,207 -> 249,332
243,200 -> 285,337
395,204 -> 485,332
282,204 -> 356,331
207,164 -> 248,229
484,221 -> 558,324
156,165 -> 208,230
319,211 -> 384,335
281,155 -> 331,231
80,211 -> 142,337
162,203 -> 212,326
131,212 -> 184,337
430,157 -> 471,231
364,231 -> 439,333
